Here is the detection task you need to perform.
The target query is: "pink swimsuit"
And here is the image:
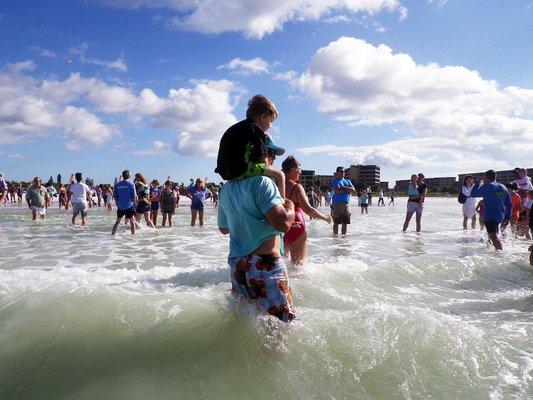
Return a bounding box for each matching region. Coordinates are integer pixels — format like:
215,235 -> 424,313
284,184 -> 306,244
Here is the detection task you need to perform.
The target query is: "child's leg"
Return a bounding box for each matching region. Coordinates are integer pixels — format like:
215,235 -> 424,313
266,166 -> 286,198
199,210 -> 204,226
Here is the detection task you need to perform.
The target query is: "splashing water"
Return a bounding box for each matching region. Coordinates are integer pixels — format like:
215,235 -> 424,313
0,198 -> 531,399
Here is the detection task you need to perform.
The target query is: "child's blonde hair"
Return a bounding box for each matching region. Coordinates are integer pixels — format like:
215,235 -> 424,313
246,95 -> 278,120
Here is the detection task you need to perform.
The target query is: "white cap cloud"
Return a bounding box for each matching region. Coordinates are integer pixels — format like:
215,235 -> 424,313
292,36 -> 533,172
0,66 -> 240,154
101,0 -> 407,39
218,57 -> 270,75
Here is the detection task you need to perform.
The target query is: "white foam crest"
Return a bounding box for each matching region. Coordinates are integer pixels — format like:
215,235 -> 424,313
0,265 -> 230,295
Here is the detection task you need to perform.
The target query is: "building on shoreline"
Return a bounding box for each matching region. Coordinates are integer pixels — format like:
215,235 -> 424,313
345,165 -> 380,190
458,168 -> 533,184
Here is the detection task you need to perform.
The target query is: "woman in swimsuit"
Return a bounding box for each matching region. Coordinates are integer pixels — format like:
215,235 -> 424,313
281,156 -> 332,265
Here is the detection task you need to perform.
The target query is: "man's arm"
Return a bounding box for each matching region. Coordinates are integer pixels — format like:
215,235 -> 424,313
503,190 -> 512,221
26,190 -> 32,209
265,199 -> 295,233
217,201 -> 229,235
469,182 -> 484,197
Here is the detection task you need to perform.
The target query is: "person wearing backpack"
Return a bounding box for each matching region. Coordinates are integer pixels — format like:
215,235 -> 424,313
460,175 -> 477,229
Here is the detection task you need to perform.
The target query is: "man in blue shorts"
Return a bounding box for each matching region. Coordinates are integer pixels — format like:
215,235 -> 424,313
469,170 -> 512,250
217,143 -> 296,322
112,170 -> 137,235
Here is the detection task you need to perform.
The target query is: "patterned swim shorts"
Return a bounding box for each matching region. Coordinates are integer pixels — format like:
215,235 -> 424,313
228,254 -> 296,322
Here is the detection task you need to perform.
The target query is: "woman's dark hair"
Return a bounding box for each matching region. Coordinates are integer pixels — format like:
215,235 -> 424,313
281,155 -> 300,173
463,175 -> 473,186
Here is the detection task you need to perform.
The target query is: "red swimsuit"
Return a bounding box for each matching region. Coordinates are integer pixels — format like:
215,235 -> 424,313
284,184 -> 307,244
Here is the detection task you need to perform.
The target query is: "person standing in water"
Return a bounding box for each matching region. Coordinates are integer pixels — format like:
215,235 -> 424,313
403,173 -> 428,232
218,159 -> 296,322
112,170 -> 137,235
359,190 -> 369,214
0,172 -> 7,204
331,166 -> 356,235
68,172 -> 91,226
282,155 -> 331,265
461,175 -> 477,230
149,180 -> 161,227
186,179 -> 212,226
161,180 -> 177,227
469,170 -> 512,251
26,177 -> 49,220
134,173 -> 155,229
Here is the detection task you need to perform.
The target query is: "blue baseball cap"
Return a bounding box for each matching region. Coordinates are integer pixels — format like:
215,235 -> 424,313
266,136 -> 285,156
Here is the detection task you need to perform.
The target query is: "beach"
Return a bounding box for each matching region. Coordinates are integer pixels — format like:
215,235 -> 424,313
0,197 -> 531,399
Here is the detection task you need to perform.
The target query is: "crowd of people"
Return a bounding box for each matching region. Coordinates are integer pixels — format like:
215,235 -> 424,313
0,94 -> 532,323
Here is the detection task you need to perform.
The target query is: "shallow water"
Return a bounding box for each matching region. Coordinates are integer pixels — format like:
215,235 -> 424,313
0,198 -> 531,400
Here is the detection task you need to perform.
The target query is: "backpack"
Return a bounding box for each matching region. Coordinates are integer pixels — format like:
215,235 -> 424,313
458,191 -> 467,204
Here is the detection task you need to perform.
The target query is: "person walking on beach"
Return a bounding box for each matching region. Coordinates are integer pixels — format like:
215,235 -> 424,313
282,155 -> 331,265
469,170 -> 512,250
331,166 -> 356,235
26,177 -> 49,220
377,188 -> 384,206
403,173 -> 428,232
161,180 -> 177,227
389,188 -> 396,206
112,170 -> 137,235
217,160 -> 296,322
68,172 -> 91,226
186,179 -> 212,226
460,175 -> 477,230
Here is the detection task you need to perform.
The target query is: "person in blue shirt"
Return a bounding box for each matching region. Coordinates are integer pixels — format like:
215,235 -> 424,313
331,166 -> 356,235
469,169 -> 512,250
111,170 -> 137,235
185,178 -> 213,226
217,146 -> 296,322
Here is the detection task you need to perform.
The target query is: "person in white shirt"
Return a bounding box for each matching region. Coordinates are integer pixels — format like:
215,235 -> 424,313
461,175 -> 477,229
511,168 -> 533,196
68,172 -> 91,226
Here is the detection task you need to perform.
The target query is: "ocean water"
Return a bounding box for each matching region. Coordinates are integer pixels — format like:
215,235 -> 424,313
0,198 -> 531,400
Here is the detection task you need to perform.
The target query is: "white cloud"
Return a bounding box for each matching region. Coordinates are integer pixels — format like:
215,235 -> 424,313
7,60 -> 37,72
274,70 -> 297,81
102,0 -> 406,39
69,43 -> 127,72
218,57 -> 270,75
131,140 -> 172,156
29,46 -> 57,58
0,66 -> 240,155
292,36 -> 533,170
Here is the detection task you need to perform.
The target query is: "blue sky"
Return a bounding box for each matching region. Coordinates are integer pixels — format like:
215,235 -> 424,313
0,0 -> 532,185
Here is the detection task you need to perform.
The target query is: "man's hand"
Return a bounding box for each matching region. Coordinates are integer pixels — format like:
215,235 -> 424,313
283,198 -> 294,212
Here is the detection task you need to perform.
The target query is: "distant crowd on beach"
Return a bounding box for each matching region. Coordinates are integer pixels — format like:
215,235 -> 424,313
1,94 -> 532,322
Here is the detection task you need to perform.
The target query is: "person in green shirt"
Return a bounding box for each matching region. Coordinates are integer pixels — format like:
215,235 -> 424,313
26,177 -> 49,220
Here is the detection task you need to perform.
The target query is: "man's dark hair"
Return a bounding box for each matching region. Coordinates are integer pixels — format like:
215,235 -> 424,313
75,172 -> 82,182
336,166 -> 345,172
418,173 -> 425,180
485,169 -> 496,181
122,170 -> 130,180
281,156 -> 300,173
